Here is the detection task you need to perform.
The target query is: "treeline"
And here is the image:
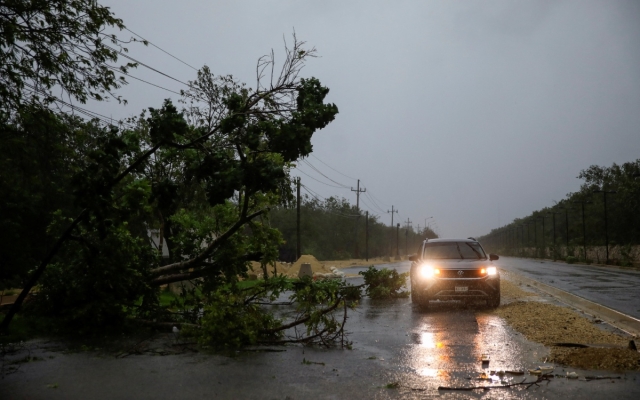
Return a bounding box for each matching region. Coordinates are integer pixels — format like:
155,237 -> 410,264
269,195 -> 437,261
479,159 -> 640,265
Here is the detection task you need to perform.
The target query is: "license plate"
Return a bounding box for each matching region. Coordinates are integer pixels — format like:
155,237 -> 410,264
455,286 -> 468,292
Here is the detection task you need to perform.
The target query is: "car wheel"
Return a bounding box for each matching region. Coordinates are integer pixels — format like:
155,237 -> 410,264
487,286 -> 501,308
419,295 -> 430,310
411,284 -> 420,303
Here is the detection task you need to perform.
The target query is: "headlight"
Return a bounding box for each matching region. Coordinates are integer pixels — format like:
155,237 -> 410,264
487,266 -> 497,276
420,264 -> 439,278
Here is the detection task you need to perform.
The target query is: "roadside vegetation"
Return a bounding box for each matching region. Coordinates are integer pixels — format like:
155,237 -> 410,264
479,159 -> 640,266
268,196 -> 436,261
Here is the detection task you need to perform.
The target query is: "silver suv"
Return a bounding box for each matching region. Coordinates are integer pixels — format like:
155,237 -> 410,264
409,238 -> 500,309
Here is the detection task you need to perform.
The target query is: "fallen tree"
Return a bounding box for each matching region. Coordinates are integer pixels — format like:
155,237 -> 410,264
1,35 -> 338,333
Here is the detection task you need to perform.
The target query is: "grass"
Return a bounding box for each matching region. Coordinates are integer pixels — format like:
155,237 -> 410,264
0,313 -> 52,344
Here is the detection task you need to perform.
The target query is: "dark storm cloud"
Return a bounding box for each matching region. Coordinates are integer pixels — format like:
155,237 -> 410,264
96,0 -> 640,238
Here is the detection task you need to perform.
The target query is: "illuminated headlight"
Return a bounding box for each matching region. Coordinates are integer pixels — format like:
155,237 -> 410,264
420,264 -> 439,278
487,266 -> 497,276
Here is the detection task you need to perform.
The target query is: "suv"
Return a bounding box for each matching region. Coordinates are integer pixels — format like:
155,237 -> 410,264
409,238 -> 500,309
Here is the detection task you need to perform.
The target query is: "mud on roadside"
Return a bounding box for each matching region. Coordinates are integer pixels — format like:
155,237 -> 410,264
494,274 -> 640,372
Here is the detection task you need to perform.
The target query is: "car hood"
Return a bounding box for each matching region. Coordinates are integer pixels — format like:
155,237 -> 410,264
422,259 -> 492,269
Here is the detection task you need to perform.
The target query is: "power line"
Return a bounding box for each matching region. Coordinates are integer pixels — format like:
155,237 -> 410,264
359,197 -> 380,217
300,185 -> 358,218
293,169 -> 347,189
124,28 -> 199,71
364,191 -> 386,213
23,84 -> 136,129
310,154 -> 357,181
106,44 -> 194,89
301,159 -> 350,188
106,65 -> 184,97
367,189 -> 391,208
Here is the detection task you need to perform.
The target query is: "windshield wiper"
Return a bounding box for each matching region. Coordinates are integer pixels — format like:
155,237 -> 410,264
464,243 -> 484,259
455,243 -> 464,259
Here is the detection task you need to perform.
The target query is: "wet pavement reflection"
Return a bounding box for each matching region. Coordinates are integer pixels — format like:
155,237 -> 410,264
495,256 -> 640,319
340,262 -> 639,399
346,296 -> 543,398
3,261 -> 640,399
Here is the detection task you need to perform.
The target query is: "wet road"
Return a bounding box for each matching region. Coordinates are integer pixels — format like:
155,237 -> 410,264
495,257 -> 640,319
3,261 -> 639,399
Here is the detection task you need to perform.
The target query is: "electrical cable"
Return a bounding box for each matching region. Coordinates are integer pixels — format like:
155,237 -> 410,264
359,197 -> 381,217
301,159 -> 350,188
105,44 -> 195,89
309,154 -> 357,181
23,84 -> 136,129
292,168 -> 348,189
106,65 -> 184,96
367,189 -> 391,208
300,185 -> 359,218
364,191 -> 387,214
124,28 -> 199,71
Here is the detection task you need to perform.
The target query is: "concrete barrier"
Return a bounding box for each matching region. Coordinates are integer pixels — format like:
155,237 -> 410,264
298,263 -> 312,279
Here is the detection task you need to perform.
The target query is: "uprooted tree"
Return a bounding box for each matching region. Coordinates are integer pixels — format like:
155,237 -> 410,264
0,36 -> 339,335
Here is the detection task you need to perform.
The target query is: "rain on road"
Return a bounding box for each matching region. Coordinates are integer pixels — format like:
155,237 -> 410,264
4,261 -> 640,399
495,257 -> 640,319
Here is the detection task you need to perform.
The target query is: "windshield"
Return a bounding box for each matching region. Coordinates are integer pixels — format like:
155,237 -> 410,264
423,242 -> 487,260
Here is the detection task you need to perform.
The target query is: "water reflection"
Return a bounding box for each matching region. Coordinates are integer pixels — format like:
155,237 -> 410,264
418,332 -> 444,349
399,305 -> 532,396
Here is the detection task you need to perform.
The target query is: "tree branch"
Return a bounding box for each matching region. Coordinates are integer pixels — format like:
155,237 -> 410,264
150,208 -> 268,277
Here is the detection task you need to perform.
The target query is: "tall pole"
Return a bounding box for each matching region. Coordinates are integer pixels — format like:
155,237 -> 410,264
594,190 -> 616,264
534,218 -> 538,257
296,177 -> 301,260
387,206 -> 398,256
604,192 -> 609,264
574,200 -> 590,260
564,207 -> 569,249
541,215 -> 546,258
365,211 -> 369,261
547,212 -> 557,260
396,223 -> 400,257
351,179 -> 366,258
552,212 -> 556,260
404,218 -> 412,256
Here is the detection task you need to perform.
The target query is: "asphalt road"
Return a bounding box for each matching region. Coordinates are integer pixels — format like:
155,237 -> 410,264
3,261 -> 639,399
495,257 -> 640,319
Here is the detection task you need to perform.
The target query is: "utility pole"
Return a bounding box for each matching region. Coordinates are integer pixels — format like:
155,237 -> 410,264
365,211 -> 369,261
387,206 -> 398,256
573,200 -> 591,261
396,223 -> 400,258
388,205 -> 398,226
296,177 -> 301,260
404,218 -> 412,256
351,179 -> 366,258
593,190 -> 617,265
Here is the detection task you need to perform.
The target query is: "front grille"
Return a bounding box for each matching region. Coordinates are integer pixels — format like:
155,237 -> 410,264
438,269 -> 486,278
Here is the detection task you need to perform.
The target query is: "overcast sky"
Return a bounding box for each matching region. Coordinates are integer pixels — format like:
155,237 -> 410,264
95,0 -> 640,239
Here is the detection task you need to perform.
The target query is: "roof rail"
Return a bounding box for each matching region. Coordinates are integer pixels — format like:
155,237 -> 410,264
467,237 -> 476,241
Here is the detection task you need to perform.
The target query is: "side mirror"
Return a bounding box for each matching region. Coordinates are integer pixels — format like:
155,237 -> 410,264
409,254 -> 418,262
489,254 -> 499,261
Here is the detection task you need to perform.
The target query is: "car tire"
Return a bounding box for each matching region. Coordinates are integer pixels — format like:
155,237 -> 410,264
411,284 -> 420,303
487,285 -> 501,308
419,296 -> 430,310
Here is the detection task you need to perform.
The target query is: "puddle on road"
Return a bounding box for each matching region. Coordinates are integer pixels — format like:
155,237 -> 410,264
369,301 -> 547,397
